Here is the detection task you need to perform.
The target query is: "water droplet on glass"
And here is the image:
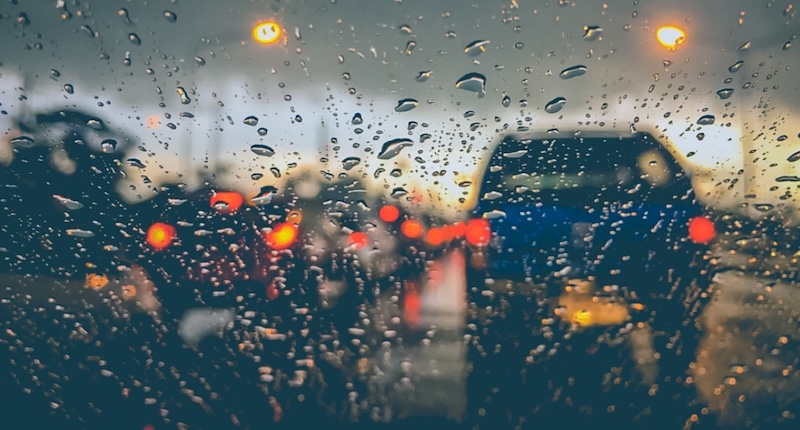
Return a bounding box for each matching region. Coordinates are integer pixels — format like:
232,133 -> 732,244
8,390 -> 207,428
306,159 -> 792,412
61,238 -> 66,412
270,167 -> 281,178
352,113 -> 363,125
783,41 -> 792,51
738,41 -> 751,51
118,8 -> 132,23
415,71 -> 433,82
445,31 -> 457,39
470,122 -> 481,131
66,229 -> 95,238
53,195 -> 84,210
753,203 -> 774,212
128,33 -> 142,45
390,187 -> 408,198
251,173 -> 264,180
464,40 -> 490,56
295,115 -> 303,122
777,135 -> 788,142
728,60 -> 744,73
243,116 -> 259,126
455,72 -> 487,98
87,119 -> 104,130
101,139 -> 117,153
176,87 -> 191,104
378,138 -> 414,160
787,150 -> 800,162
390,168 -> 402,177
126,158 -> 146,169
716,88 -> 734,99
251,144 -> 275,157
697,115 -> 715,125
544,96 -> 567,113
582,25 -> 603,41
514,42 -> 524,49
168,198 -> 187,206
399,24 -> 413,34
16,13 -> 30,26
342,156 -> 361,170
63,83 -> 74,94
195,56 -> 206,65
559,65 -> 587,79
164,10 -> 177,22
405,40 -> 417,56
420,133 -> 432,142
252,186 -> 278,205
10,136 -> 34,147
502,95 -> 511,107
776,175 -> 800,182
408,121 -> 418,130
395,98 -> 419,112
257,127 -> 268,136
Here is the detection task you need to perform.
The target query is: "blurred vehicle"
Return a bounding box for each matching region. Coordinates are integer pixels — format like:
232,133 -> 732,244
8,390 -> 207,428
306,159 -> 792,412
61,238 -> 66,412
464,133 -> 715,427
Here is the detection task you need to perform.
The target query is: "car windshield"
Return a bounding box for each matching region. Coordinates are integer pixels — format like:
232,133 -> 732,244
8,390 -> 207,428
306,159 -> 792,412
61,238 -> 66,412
2,1 -> 800,429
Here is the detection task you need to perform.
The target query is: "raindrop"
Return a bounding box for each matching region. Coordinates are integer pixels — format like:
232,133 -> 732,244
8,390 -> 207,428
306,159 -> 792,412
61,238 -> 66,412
195,56 -> 206,65
395,98 -> 419,112
342,157 -> 361,170
408,121 -> 418,130
295,115 -> 303,122
10,136 -> 34,148
787,150 -> 800,162
415,71 -> 433,82
738,41 -> 751,51
716,88 -> 734,99
243,116 -> 259,126
378,138 -> 414,160
270,167 -> 281,178
515,42 -> 524,49
419,133 -> 432,142
257,128 -> 268,136
252,186 -> 278,205
753,203 -> 774,212
176,87 -> 191,104
455,72 -> 487,98
582,25 -> 603,41
502,95 -> 511,107
464,40 -> 490,56
544,97 -> 567,114
87,119 -> 103,129
777,135 -> 788,142
776,176 -> 800,182
251,144 -> 275,157
50,69 -> 61,79
390,187 -> 408,198
16,13 -> 30,26
64,83 -> 74,94
118,8 -> 132,24
66,229 -> 95,238
559,65 -> 587,79
101,139 -> 117,153
399,24 -> 413,34
352,113 -> 363,125
783,41 -> 792,51
697,115 -> 715,125
405,41 -> 417,56
728,60 -> 744,73
445,31 -> 457,38
126,158 -> 146,168
164,10 -> 177,22
53,195 -> 84,210
251,173 -> 264,180
128,33 -> 142,45
390,168 -> 402,177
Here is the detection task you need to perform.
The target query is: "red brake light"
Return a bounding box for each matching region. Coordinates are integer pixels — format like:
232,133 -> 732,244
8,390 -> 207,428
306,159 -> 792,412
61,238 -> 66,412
350,231 -> 369,250
426,227 -> 445,247
466,218 -> 491,247
379,205 -> 401,223
401,219 -> 423,239
265,222 -> 298,250
210,191 -> 244,214
688,216 -> 715,244
147,222 -> 175,250
451,221 -> 466,238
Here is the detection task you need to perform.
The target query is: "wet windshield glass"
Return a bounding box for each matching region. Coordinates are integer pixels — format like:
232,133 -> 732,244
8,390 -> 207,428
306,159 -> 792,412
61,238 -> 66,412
1,1 -> 799,429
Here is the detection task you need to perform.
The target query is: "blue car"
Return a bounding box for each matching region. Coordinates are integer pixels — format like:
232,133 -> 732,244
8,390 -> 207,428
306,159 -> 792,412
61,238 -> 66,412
465,133 -> 716,428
